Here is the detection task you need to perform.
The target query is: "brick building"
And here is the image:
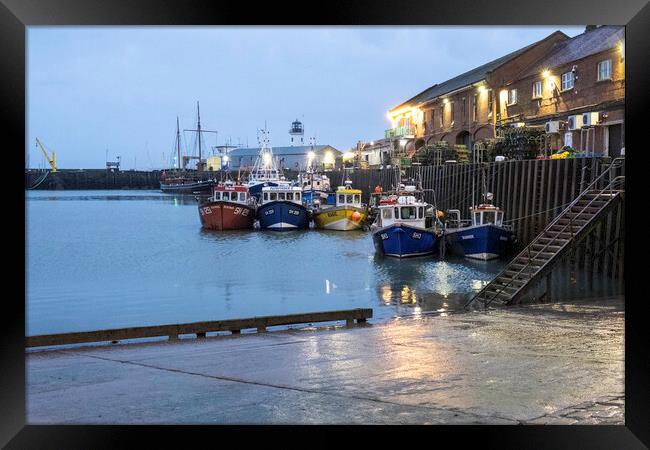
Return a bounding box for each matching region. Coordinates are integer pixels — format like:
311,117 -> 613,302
384,31 -> 568,157
373,25 -> 625,164
497,25 -> 625,156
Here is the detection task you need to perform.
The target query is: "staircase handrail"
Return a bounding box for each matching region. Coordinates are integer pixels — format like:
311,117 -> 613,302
468,158 -> 624,308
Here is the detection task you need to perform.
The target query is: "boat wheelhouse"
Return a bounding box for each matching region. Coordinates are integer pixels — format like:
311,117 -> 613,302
256,185 -> 310,231
197,181 -> 256,230
298,171 -> 335,207
443,203 -> 514,260
371,184 -> 440,258
312,180 -> 367,231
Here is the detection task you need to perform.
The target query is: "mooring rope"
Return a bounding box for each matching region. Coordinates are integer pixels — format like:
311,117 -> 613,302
28,171 -> 49,190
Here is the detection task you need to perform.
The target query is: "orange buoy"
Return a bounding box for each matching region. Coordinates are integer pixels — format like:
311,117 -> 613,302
374,185 -> 382,193
351,211 -> 362,221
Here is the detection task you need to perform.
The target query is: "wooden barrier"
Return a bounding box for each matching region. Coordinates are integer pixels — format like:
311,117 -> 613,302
25,308 -> 373,348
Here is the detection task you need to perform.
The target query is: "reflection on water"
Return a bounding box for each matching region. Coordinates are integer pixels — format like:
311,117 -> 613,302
373,255 -> 505,316
26,190 -> 620,335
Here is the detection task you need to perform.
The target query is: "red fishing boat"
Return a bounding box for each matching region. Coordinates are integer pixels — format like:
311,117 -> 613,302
198,180 -> 256,230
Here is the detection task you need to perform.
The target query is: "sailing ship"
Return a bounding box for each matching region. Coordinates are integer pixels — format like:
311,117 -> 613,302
160,102 -> 216,194
312,179 -> 367,231
370,175 -> 441,258
245,127 -> 291,200
197,179 -> 256,231
443,195 -> 514,260
256,185 -> 310,231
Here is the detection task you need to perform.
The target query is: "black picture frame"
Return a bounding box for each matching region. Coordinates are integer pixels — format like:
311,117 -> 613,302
4,0 -> 648,447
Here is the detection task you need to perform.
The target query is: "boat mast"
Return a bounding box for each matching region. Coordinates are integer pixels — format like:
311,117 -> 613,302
197,101 -> 202,165
184,101 -> 217,175
176,117 -> 181,170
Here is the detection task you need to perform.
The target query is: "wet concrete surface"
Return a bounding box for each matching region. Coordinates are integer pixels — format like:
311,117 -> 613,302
27,297 -> 624,424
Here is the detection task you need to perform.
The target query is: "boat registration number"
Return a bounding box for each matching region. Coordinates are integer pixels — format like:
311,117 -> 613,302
264,209 -> 275,215
288,209 -> 300,216
412,232 -> 422,240
234,207 -> 249,216
201,206 -> 212,215
380,233 -> 389,240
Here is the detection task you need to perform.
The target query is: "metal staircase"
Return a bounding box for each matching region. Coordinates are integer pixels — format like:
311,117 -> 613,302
466,157 -> 625,308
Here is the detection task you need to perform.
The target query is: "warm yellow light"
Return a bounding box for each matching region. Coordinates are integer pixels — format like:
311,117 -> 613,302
307,151 -> 315,160
619,41 -> 625,59
342,152 -> 355,160
442,98 -> 449,105
542,69 -> 551,78
323,151 -> 334,164
477,85 -> 487,94
262,152 -> 272,166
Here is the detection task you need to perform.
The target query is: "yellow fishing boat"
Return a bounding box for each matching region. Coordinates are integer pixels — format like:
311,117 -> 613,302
312,180 -> 367,230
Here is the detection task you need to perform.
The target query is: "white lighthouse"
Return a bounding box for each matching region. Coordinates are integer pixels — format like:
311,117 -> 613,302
289,119 -> 304,146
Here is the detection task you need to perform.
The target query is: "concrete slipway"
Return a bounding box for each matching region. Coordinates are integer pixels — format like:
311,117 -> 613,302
27,297 -> 624,425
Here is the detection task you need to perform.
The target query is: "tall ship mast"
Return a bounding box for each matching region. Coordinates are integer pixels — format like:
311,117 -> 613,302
160,103 -> 217,194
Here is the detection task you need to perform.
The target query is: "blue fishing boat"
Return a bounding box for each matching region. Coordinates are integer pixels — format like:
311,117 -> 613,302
443,203 -> 514,260
370,183 -> 440,258
297,171 -> 335,207
256,185 -> 310,231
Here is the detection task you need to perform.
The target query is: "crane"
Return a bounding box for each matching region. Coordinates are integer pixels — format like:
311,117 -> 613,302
35,138 -> 57,172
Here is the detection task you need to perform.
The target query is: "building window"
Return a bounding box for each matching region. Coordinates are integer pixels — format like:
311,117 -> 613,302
473,94 -> 478,122
598,59 -> 612,80
487,90 -> 493,116
561,72 -> 574,91
532,80 -> 542,98
507,89 -> 517,106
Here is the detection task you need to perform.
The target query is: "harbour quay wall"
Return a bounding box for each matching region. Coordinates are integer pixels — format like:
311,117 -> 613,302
333,157 -> 625,282
27,169 -> 166,190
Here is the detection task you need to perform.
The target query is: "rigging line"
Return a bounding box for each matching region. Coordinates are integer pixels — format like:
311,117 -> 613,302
503,201 -> 575,224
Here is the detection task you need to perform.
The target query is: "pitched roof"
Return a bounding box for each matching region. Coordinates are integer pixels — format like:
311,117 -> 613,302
227,145 -> 339,157
521,26 -> 624,78
390,31 -> 568,111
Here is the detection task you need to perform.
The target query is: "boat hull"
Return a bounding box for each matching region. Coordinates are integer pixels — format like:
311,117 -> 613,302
313,206 -> 367,231
198,201 -> 256,231
445,224 -> 513,260
257,201 -> 310,231
372,224 -> 439,258
161,180 -> 215,194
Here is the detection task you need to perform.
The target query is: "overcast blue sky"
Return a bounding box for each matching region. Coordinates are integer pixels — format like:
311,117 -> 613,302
27,26 -> 585,170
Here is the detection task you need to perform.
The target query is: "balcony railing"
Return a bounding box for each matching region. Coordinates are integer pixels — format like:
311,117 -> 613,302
384,126 -> 416,139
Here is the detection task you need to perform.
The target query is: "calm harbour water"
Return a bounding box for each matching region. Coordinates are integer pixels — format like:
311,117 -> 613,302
27,190 -> 513,335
